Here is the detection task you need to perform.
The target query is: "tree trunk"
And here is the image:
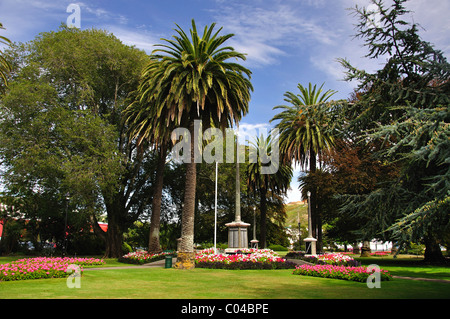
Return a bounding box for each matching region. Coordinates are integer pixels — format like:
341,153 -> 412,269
360,240 -> 371,257
104,204 -> 124,258
148,144 -> 167,254
317,199 -> 323,253
424,236 -> 445,264
175,121 -> 197,269
259,182 -> 268,249
352,242 -> 360,255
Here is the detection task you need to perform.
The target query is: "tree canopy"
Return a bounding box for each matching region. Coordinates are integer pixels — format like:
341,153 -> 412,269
335,0 -> 449,262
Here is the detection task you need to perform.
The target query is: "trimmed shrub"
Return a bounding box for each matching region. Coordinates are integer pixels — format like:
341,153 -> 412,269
292,264 -> 393,282
268,244 -> 288,251
119,251 -> 175,265
194,248 -> 296,270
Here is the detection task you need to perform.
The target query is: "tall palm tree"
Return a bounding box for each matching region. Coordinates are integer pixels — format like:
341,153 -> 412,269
271,83 -> 337,252
247,133 -> 293,248
124,70 -> 173,254
0,22 -> 12,89
136,20 -> 252,268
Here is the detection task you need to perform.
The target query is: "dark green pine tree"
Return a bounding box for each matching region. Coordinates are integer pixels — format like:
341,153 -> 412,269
338,0 -> 449,263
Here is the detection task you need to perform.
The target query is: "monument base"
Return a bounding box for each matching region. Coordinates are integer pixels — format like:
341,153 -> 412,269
226,221 -> 250,252
304,237 -> 317,256
250,239 -> 259,249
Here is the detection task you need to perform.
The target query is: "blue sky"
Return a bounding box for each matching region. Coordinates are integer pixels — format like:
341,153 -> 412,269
1,0 -> 449,202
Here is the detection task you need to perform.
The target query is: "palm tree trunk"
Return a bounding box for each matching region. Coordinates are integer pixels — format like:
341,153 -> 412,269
148,143 -> 167,254
175,120 -> 197,269
309,147 -> 318,241
259,181 -> 268,248
317,199 -> 323,253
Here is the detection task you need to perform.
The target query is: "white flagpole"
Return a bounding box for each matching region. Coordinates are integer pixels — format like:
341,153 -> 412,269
214,161 -> 218,254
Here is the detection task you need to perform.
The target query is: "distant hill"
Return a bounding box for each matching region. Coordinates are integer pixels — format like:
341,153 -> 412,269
284,201 -> 308,228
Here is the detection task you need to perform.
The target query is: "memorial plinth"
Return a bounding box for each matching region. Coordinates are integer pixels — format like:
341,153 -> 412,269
225,139 -> 251,254
304,236 -> 317,256
250,239 -> 259,249
225,221 -> 250,253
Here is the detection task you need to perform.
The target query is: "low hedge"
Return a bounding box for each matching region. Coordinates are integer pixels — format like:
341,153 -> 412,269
285,251 -> 361,267
196,260 -> 297,270
292,264 -> 393,282
119,251 -> 175,265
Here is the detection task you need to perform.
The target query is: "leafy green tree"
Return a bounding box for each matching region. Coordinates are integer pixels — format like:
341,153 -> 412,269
0,22 -> 11,90
143,19 -> 252,268
124,60 -> 176,254
271,83 -> 338,252
34,26 -> 150,258
0,80 -> 122,253
0,25 -> 150,257
302,138 -> 400,253
338,0 -> 449,262
247,133 -> 292,248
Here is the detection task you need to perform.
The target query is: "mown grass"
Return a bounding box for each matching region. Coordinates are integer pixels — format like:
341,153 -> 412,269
1,254 -> 448,299
1,265 -> 449,299
356,256 -> 450,281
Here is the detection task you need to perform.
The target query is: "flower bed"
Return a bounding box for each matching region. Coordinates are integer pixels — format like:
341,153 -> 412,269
317,253 -> 358,265
195,248 -> 297,270
292,264 -> 393,282
0,257 -> 104,282
371,251 -> 391,257
285,251 -> 361,267
119,251 -> 174,265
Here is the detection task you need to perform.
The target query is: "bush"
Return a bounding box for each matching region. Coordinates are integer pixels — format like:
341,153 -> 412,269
196,260 -> 297,270
285,251 -> 305,259
0,257 -> 104,282
292,264 -> 393,282
70,233 -> 105,255
268,244 -> 288,251
194,248 -> 297,270
285,251 -> 361,267
122,242 -> 133,254
408,243 -> 425,255
119,251 -> 175,265
371,251 -> 390,257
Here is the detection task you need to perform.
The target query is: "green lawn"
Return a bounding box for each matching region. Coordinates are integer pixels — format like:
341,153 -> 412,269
1,254 -> 449,299
356,256 -> 450,281
1,262 -> 449,299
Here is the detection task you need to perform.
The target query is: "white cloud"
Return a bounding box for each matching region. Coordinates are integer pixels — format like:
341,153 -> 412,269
104,25 -> 159,53
0,0 -> 67,42
406,0 -> 450,56
211,0 -> 339,67
235,122 -> 272,145
307,0 -> 450,94
79,2 -> 128,26
229,39 -> 287,67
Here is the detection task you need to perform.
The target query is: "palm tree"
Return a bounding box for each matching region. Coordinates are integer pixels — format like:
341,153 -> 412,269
137,20 -> 252,268
247,133 -> 293,248
124,70 -> 173,254
271,83 -> 337,252
0,22 -> 12,89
